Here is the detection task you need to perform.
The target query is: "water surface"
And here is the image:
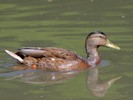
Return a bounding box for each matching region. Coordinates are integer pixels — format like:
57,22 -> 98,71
0,0 -> 133,100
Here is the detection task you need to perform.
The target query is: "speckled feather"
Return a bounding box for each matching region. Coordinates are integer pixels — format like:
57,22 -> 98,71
17,47 -> 89,71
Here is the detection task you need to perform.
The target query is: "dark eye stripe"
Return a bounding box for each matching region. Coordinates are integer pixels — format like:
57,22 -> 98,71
99,36 -> 106,39
99,36 -> 104,38
93,36 -> 106,40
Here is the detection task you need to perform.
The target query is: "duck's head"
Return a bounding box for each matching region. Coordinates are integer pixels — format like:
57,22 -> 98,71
85,31 -> 120,50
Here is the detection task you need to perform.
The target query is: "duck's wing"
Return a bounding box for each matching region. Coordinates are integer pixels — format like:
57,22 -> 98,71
18,47 -> 78,60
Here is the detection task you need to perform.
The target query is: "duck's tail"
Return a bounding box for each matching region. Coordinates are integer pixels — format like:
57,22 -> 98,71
5,50 -> 24,63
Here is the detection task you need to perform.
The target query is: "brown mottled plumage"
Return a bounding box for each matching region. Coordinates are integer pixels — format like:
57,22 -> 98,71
5,31 -> 120,71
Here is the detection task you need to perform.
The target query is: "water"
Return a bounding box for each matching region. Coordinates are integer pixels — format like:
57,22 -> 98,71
0,0 -> 133,100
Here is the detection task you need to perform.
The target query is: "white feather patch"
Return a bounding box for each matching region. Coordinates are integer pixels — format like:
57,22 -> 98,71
5,50 -> 23,62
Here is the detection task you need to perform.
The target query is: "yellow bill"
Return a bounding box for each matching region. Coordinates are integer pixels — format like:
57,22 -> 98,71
105,39 -> 120,50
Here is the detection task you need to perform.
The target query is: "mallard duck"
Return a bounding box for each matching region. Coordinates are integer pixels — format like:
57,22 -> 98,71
5,31 -> 120,71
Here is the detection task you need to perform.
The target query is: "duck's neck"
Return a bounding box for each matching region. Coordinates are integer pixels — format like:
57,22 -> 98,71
86,45 -> 100,67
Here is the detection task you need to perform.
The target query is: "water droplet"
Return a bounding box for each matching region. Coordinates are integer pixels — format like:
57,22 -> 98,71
91,0 -> 94,2
122,16 -> 125,19
84,13 -> 87,16
48,0 -> 53,2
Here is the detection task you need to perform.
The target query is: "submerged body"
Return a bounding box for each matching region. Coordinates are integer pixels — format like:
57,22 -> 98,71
5,31 -> 120,71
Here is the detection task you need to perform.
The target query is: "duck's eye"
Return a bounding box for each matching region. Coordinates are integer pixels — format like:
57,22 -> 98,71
99,36 -> 105,39
93,36 -> 105,39
99,36 -> 103,38
99,36 -> 106,39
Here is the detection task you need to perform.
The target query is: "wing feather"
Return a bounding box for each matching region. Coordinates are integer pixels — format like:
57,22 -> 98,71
18,47 -> 77,60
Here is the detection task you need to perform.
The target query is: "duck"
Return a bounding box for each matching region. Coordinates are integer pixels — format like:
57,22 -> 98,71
5,31 -> 120,71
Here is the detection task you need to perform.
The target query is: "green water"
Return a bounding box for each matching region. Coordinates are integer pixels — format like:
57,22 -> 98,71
0,0 -> 133,100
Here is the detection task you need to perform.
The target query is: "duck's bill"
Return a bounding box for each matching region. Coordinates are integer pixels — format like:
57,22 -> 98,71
105,39 -> 120,50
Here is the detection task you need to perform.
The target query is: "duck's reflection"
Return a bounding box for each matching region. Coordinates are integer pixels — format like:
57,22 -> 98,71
4,66 -> 121,97
6,68 -> 81,84
87,67 -> 121,97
